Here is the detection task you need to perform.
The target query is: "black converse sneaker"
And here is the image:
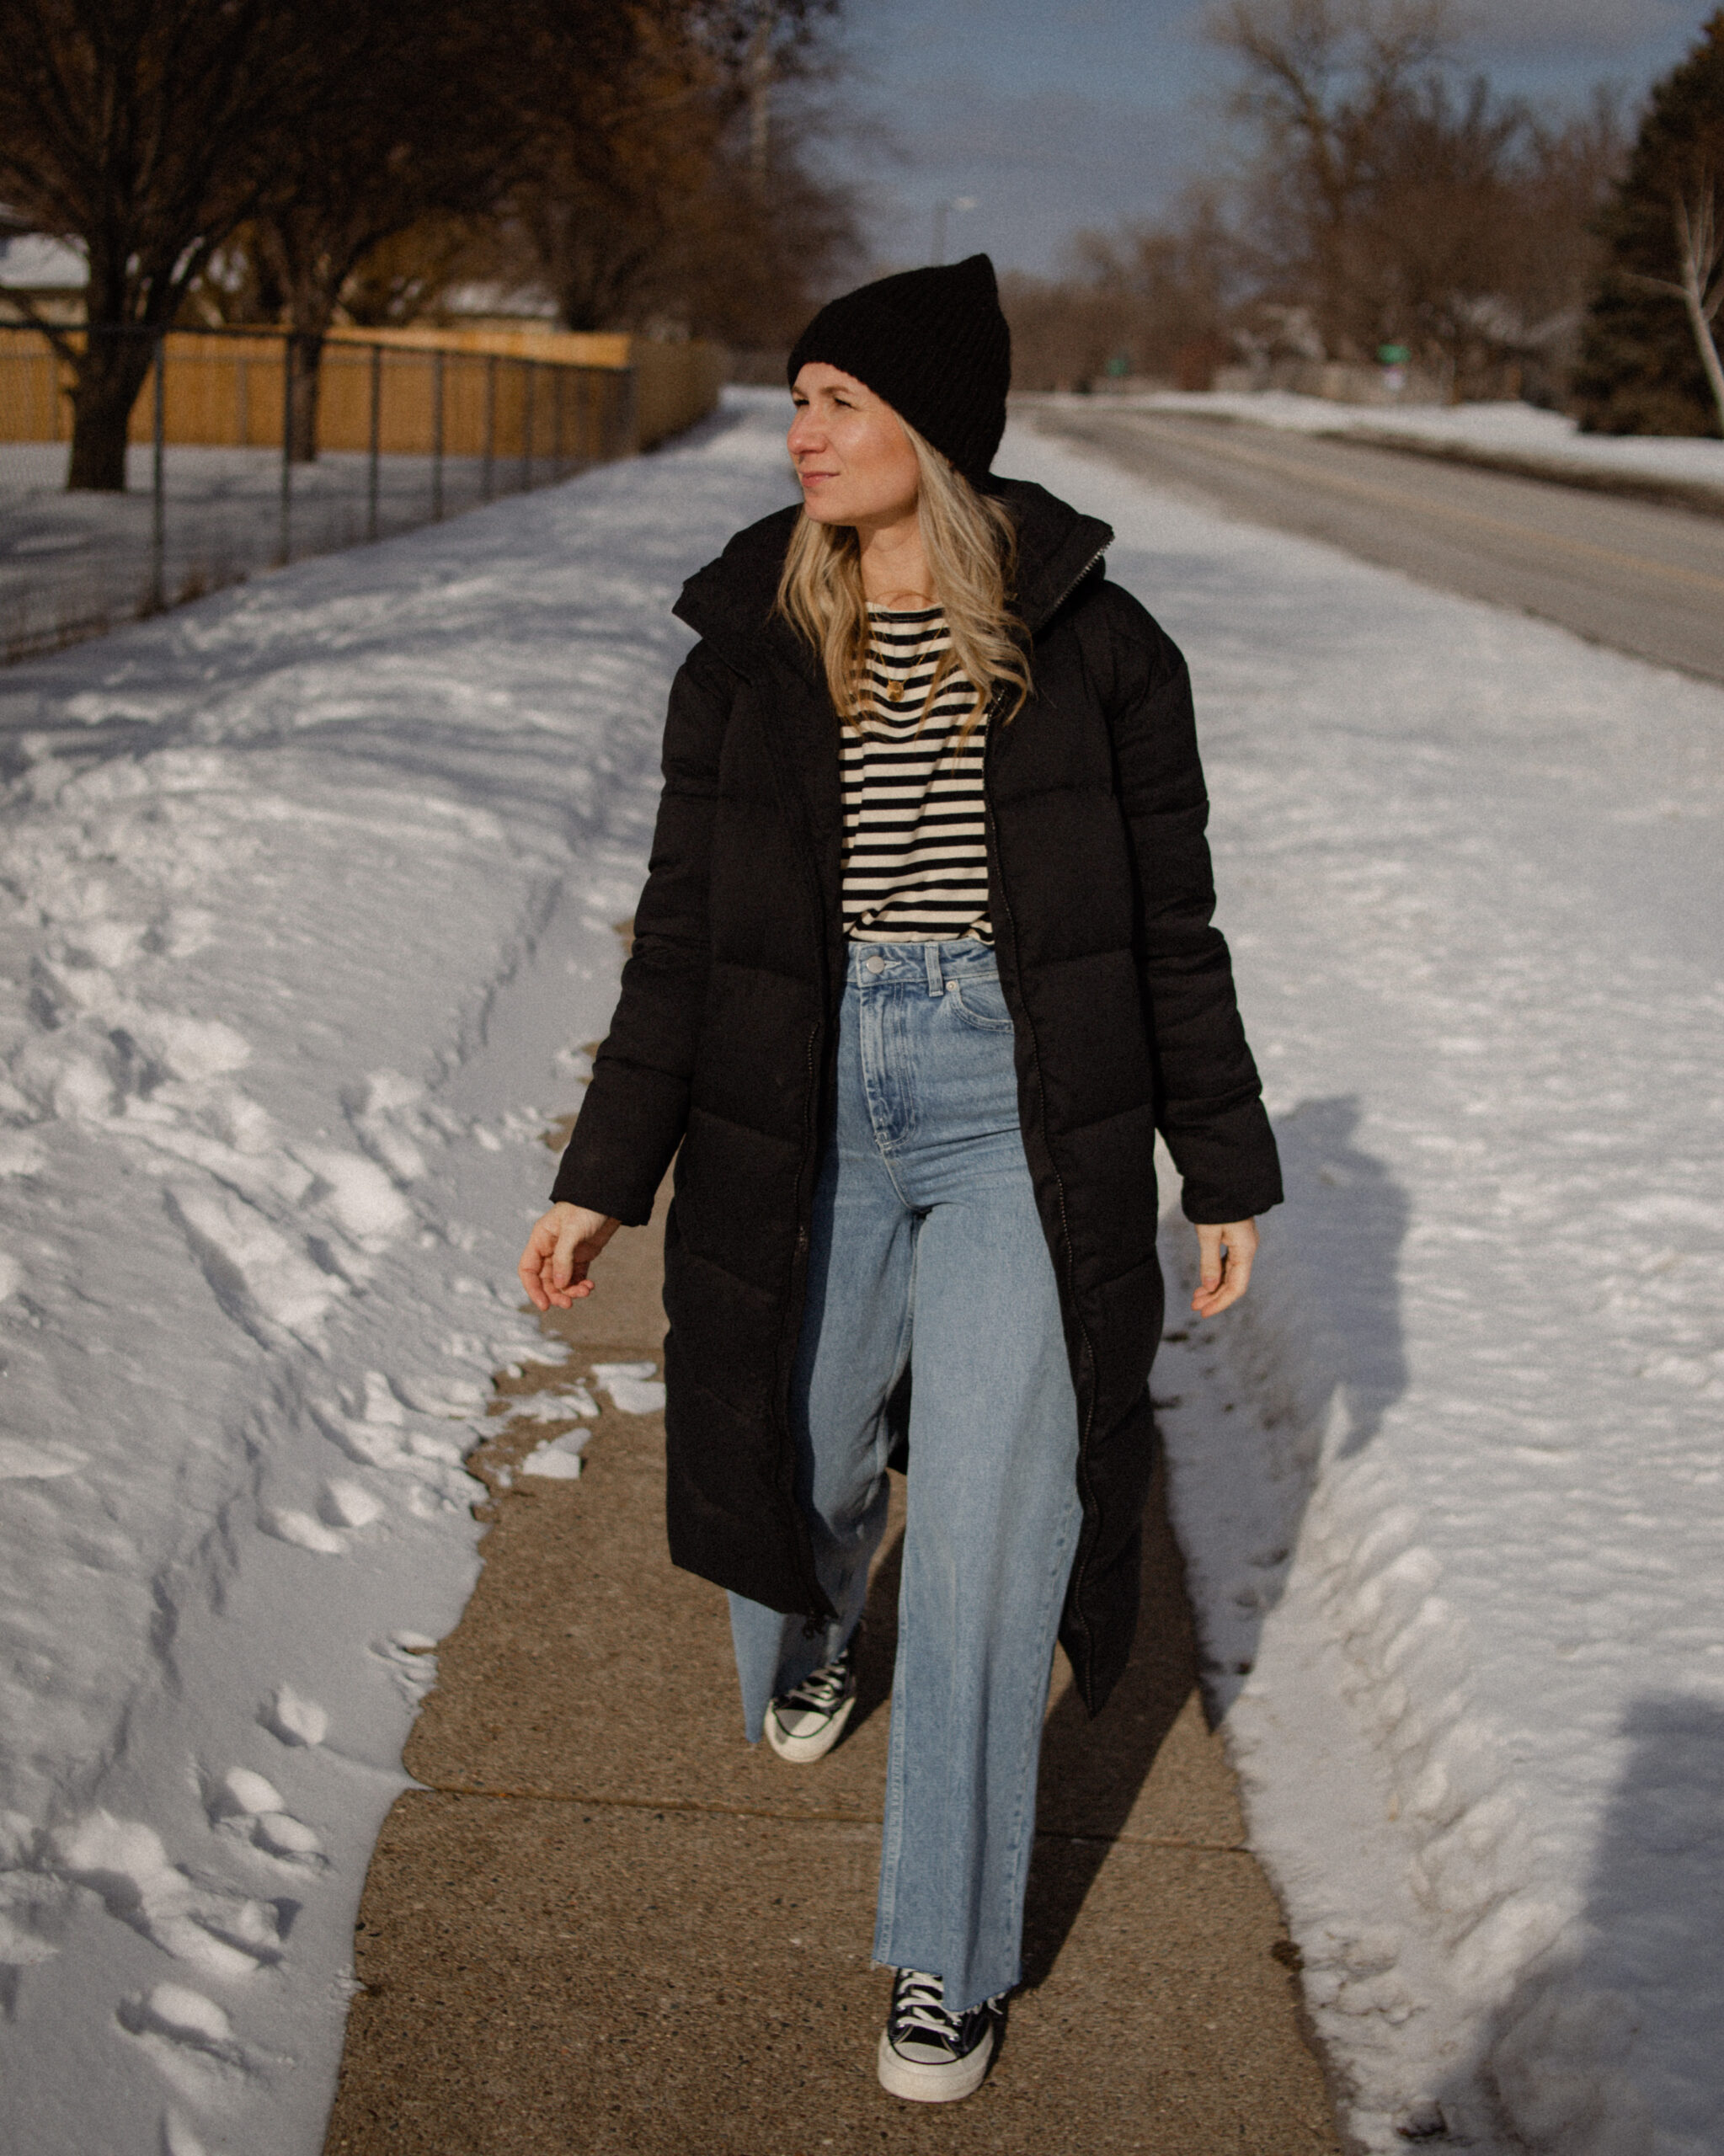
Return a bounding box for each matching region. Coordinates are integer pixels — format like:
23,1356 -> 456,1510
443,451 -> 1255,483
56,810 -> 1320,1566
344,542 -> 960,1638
876,1967 -> 1000,2103
763,1640 -> 857,1764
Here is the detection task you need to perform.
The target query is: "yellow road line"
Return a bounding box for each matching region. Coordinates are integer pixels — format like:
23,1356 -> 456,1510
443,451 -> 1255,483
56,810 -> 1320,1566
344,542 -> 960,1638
1117,418 -> 1724,598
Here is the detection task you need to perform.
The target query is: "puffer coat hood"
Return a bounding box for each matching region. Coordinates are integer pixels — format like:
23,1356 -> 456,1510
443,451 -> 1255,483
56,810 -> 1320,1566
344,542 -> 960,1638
553,475 -> 1282,1710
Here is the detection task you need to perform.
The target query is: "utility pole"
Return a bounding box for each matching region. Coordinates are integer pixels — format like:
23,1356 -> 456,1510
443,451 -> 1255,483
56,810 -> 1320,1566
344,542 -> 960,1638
749,1 -> 777,197
931,196 -> 977,265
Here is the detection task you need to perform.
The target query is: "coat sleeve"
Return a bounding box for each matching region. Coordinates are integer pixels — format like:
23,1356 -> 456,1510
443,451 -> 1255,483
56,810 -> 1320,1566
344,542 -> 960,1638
549,639 -> 734,1225
1089,584 -> 1283,1225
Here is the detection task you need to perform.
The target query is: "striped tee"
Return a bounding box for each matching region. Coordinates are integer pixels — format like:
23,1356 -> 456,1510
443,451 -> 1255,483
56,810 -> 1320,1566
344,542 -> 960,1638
841,605 -> 992,943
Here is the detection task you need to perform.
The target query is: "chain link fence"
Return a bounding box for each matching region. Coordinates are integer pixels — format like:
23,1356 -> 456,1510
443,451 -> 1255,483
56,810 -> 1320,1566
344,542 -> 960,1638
1,324 -> 638,662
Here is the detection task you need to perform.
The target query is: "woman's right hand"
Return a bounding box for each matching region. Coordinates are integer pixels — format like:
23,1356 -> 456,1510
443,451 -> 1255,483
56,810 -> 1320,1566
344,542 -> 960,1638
518,1203 -> 621,1312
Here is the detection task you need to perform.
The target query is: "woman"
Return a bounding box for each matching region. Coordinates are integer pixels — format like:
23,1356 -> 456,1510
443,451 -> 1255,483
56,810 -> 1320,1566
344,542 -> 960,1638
519,255 -> 1281,2105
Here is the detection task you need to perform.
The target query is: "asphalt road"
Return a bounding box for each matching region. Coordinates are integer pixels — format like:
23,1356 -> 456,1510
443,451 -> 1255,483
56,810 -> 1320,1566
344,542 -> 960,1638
1023,405 -> 1724,687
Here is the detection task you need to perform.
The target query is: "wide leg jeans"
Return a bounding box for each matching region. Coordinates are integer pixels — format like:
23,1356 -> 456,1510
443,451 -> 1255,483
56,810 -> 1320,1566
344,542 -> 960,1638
728,939 -> 1082,2015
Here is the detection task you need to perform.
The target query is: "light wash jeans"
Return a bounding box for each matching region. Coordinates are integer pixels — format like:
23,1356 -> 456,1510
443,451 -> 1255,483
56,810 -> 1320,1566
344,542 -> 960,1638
729,939 -> 1082,2014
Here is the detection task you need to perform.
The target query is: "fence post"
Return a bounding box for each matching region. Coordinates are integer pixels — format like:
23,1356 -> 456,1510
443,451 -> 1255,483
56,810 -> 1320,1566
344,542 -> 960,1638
278,333 -> 295,566
430,349 -> 446,520
148,331 -> 167,613
483,354 -> 497,501
520,361 -> 536,492
367,342 -> 382,542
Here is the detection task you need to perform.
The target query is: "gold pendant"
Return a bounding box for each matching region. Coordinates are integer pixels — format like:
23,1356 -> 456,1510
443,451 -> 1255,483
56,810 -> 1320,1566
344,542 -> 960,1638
888,680 -> 905,702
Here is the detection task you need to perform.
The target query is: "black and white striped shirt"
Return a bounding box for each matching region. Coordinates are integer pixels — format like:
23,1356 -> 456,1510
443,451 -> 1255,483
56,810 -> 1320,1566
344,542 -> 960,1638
841,605 -> 992,943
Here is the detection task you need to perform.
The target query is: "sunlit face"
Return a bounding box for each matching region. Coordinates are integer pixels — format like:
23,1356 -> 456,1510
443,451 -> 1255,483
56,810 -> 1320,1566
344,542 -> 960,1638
788,364 -> 921,530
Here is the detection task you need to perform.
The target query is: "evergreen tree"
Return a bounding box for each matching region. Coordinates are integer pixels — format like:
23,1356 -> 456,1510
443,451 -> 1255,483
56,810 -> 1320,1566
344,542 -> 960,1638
1572,12 -> 1724,435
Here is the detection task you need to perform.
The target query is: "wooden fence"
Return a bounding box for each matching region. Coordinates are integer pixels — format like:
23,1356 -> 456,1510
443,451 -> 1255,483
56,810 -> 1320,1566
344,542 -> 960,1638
0,325 -> 723,458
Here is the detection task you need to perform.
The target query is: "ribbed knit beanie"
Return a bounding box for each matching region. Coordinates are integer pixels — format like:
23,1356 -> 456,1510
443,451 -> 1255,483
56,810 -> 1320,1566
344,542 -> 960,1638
786,253 -> 1011,486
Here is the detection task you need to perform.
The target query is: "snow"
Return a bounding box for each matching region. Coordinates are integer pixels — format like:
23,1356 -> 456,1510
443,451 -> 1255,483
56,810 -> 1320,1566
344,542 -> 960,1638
1002,424 -> 1724,2152
499,1384 -> 598,1422
592,1358 -> 667,1414
3,384 -> 1721,2153
517,1433 -> 589,1480
0,397 -> 796,2153
1,444 -> 515,659
1113,387 -> 1724,497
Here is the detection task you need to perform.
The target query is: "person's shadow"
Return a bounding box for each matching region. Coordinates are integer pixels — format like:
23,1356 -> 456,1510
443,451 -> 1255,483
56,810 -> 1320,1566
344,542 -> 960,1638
1438,1693 -> 1724,2149
1166,1094 -> 1412,1726
846,1094 -> 1413,1989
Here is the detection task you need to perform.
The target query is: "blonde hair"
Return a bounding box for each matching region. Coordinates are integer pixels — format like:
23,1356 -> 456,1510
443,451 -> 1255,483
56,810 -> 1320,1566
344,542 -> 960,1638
775,422 -> 1029,747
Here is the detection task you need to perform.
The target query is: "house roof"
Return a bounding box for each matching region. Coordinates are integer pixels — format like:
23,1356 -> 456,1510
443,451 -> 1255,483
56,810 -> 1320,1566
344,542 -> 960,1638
0,232 -> 87,292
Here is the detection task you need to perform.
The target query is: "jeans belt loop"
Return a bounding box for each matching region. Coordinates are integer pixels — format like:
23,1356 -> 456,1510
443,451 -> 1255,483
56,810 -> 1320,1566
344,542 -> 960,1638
925,943 -> 944,996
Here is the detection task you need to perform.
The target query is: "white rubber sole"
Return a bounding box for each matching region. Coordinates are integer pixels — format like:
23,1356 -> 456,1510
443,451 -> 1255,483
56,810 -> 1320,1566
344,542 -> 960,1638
763,1689 -> 856,1764
876,2020 -> 995,2103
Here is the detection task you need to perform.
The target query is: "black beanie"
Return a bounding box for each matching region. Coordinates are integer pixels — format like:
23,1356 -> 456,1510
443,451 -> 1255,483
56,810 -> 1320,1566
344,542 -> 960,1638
786,254 -> 1011,486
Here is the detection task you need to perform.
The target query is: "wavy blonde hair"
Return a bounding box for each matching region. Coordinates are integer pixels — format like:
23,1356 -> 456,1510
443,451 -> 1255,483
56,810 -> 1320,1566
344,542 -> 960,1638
775,422 -> 1029,747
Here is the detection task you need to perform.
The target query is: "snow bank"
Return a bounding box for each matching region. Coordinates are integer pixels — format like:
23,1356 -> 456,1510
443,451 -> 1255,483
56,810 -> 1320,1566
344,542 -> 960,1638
1006,424 -> 1724,2152
1117,387 -> 1724,498
0,397 -> 796,2153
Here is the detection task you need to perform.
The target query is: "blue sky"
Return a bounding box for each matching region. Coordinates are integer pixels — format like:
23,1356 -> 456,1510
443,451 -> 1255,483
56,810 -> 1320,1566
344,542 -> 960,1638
814,0 -> 1712,275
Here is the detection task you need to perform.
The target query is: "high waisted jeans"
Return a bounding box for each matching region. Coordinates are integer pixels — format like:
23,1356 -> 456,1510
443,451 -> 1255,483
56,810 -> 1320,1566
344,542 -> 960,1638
728,939 -> 1082,2015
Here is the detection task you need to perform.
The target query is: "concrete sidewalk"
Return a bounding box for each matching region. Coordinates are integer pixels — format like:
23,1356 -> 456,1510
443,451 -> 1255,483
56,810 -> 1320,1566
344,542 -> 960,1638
323,1186 -> 1341,2153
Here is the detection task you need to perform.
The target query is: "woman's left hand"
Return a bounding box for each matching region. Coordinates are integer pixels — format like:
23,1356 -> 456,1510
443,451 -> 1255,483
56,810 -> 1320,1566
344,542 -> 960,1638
1192,1219 -> 1257,1319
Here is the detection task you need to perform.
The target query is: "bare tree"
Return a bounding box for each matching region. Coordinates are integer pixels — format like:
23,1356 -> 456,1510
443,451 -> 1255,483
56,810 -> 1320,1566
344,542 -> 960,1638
0,0 -> 334,488
1209,0 -> 1625,398
1636,187 -> 1724,434
1209,0 -> 1452,356
506,0 -> 853,342
232,0 -> 524,458
1003,189 -> 1246,391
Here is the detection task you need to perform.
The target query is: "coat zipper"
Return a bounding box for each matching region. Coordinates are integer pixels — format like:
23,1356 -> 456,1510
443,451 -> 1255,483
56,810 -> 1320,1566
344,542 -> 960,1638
718,653 -> 836,1631
1039,547 -> 1107,631
788,1010 -> 833,1634
980,671 -> 1103,1686
779,749 -> 840,1632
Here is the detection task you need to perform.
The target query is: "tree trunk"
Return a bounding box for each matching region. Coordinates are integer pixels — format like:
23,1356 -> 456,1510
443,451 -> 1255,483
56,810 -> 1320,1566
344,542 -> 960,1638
1668,194 -> 1724,440
288,328 -> 326,463
66,335 -> 157,492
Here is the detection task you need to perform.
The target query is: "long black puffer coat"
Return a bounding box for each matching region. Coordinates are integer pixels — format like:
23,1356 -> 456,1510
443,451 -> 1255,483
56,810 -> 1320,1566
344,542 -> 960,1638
552,477 -> 1282,1710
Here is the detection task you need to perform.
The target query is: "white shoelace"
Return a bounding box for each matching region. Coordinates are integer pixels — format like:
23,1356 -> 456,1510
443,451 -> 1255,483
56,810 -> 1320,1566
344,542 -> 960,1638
778,1653 -> 850,1716
889,1969 -> 967,2052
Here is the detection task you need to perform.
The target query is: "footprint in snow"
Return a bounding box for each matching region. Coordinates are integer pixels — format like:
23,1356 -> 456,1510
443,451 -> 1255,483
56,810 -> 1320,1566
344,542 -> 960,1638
371,1632 -> 439,1702
122,1982 -> 241,2057
212,1768 -> 326,1867
162,2110 -> 216,2156
0,1435 -> 85,1481
261,1685 -> 327,1748
259,1508 -> 345,1555
119,1986 -> 265,2111
261,1479 -> 386,1550
52,1812 -> 284,1982
320,1478 -> 383,1528
160,2104 -> 218,2156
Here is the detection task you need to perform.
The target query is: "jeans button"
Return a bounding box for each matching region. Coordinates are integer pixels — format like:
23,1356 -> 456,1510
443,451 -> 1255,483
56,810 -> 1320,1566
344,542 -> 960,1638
866,955 -> 885,974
